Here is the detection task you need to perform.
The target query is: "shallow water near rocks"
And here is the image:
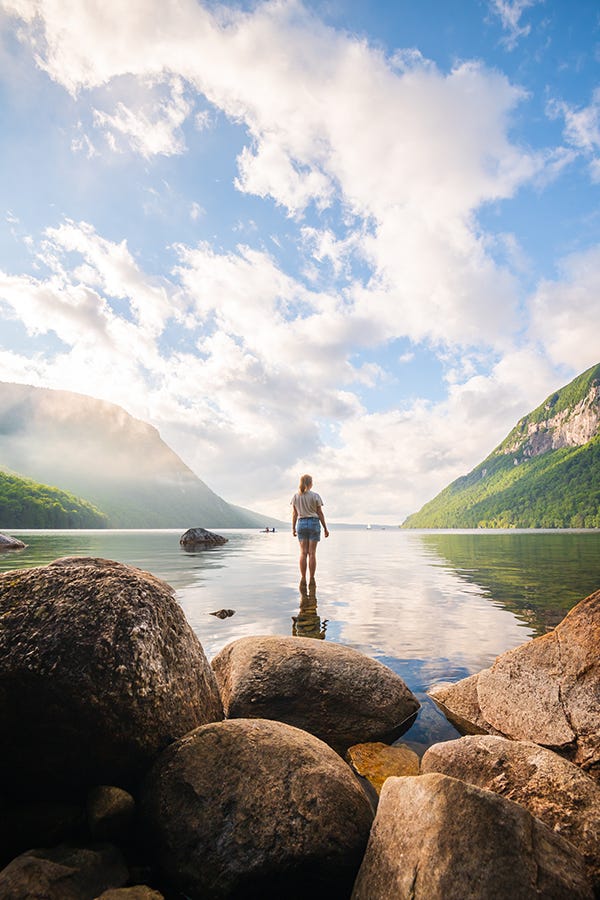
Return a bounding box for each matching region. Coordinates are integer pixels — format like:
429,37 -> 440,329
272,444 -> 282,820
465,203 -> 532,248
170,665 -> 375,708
3,527 -> 600,752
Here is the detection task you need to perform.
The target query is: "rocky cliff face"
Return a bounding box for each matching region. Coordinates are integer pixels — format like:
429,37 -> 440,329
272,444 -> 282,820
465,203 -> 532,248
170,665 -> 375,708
501,381 -> 600,459
402,362 -> 600,529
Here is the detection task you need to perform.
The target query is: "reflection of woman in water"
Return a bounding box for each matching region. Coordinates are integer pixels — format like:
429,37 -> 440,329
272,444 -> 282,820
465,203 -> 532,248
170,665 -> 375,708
292,581 -> 327,640
291,474 -> 329,587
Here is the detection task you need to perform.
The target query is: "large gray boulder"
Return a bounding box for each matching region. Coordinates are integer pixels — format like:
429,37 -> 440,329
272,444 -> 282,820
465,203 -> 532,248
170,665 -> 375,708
422,735 -> 600,892
141,718 -> 374,900
351,772 -> 593,899
0,843 -> 128,900
429,589 -> 600,779
0,557 -> 223,795
0,532 -> 26,550
211,635 -> 419,752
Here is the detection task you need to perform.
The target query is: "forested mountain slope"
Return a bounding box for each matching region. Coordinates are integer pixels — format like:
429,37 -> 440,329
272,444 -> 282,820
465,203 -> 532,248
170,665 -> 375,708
0,470 -> 108,528
403,363 -> 600,529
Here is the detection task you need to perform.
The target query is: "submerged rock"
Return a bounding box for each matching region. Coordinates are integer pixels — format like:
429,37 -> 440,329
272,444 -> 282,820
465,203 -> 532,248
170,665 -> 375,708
429,589 -> 600,779
422,734 -> 600,892
0,557 -> 223,795
352,772 -> 593,899
212,635 -> 419,752
0,843 -> 128,900
346,742 -> 420,794
141,718 -> 374,900
179,527 -> 228,548
0,532 -> 26,550
209,608 -> 236,618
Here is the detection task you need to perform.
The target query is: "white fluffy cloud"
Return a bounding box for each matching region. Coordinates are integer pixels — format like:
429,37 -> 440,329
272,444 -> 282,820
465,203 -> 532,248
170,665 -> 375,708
529,244 -> 600,371
0,0 -> 594,522
3,0 -> 545,350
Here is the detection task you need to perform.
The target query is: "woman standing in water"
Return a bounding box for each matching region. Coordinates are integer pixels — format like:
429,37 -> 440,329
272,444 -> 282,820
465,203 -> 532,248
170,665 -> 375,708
291,474 -> 329,587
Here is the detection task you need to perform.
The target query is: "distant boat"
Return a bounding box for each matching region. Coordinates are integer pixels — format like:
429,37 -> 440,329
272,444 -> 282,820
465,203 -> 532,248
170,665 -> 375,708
367,524 -> 371,530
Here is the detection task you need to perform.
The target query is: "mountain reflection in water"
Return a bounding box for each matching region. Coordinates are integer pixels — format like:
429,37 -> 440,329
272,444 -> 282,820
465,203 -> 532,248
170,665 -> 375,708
419,530 -> 600,635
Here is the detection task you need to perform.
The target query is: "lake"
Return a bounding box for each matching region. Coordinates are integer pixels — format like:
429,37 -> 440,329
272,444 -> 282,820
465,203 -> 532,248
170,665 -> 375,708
2,527 -> 600,752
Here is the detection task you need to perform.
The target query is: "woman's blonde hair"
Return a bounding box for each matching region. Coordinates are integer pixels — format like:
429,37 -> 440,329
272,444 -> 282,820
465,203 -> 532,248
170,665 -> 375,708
298,474 -> 313,494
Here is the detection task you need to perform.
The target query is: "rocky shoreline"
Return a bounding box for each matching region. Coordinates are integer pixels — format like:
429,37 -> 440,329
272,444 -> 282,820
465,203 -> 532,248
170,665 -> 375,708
0,555 -> 598,898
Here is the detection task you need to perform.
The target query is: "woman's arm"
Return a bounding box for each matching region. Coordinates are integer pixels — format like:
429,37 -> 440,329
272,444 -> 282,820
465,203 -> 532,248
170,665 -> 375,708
317,505 -> 329,538
292,505 -> 298,536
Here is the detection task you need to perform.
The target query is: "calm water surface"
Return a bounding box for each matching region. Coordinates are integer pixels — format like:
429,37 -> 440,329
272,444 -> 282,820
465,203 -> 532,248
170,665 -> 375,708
3,527 -> 600,751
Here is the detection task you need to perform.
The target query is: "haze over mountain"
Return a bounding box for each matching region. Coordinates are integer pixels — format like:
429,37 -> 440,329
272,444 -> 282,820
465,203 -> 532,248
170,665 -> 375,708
0,382 -> 276,529
403,363 -> 600,529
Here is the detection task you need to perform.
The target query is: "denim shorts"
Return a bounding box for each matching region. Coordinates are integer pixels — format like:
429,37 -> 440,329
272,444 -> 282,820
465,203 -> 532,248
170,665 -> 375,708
297,516 -> 321,542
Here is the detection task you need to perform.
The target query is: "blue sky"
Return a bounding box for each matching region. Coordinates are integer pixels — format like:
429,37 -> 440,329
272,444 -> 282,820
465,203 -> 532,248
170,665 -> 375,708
0,0 -> 599,523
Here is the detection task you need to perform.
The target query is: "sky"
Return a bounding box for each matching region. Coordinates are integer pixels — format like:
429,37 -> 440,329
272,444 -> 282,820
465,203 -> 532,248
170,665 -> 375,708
0,0 -> 599,525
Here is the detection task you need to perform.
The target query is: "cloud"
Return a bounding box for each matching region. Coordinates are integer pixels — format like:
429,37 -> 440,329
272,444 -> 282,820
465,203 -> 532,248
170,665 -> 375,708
0,214 -> 583,523
3,0 -> 546,352
529,244 -> 600,370
548,89 -> 600,182
0,1 -> 586,522
0,222 -> 179,410
489,0 -> 540,50
305,349 -> 560,523
92,77 -> 193,158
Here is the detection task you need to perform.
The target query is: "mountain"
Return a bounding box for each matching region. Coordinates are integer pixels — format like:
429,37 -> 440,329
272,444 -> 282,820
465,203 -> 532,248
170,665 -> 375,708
402,363 -> 600,529
0,382 -> 277,529
0,469 -> 108,528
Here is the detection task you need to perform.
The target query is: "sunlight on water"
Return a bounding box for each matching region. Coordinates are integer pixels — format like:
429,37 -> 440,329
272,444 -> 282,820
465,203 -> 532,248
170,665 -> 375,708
3,527 -> 600,750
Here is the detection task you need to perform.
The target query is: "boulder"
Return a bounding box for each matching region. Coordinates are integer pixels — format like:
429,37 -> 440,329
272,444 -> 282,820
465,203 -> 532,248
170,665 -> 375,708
211,635 -> 420,752
0,843 -> 128,900
87,786 -> 136,843
141,718 -> 374,900
179,527 -> 228,547
422,735 -> 600,892
351,772 -> 593,900
428,589 -> 600,778
346,742 -> 420,794
96,888 -> 164,900
0,557 -> 223,796
429,672 -> 503,736
0,532 -> 26,550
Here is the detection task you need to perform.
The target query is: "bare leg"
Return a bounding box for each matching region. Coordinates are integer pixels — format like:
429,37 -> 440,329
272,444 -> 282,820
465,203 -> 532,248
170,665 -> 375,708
308,540 -> 318,583
299,538 -> 310,582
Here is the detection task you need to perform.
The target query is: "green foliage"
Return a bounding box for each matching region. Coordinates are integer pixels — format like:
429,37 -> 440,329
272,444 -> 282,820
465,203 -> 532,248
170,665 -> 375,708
404,362 -> 600,529
0,470 -> 108,528
403,437 -> 600,529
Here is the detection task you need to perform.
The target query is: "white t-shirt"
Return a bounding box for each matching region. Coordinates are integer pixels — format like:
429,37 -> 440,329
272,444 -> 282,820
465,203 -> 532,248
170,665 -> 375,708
291,490 -> 324,518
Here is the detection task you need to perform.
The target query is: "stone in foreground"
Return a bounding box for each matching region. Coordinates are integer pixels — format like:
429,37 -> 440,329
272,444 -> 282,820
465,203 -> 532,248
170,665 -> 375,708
141,718 -> 374,900
346,742 -> 420,794
0,557 -> 223,795
351,772 -> 593,900
0,843 -> 128,900
179,527 -> 228,547
0,532 -> 26,550
422,734 -> 600,892
428,589 -> 600,778
212,635 -> 420,752
96,888 -> 165,899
